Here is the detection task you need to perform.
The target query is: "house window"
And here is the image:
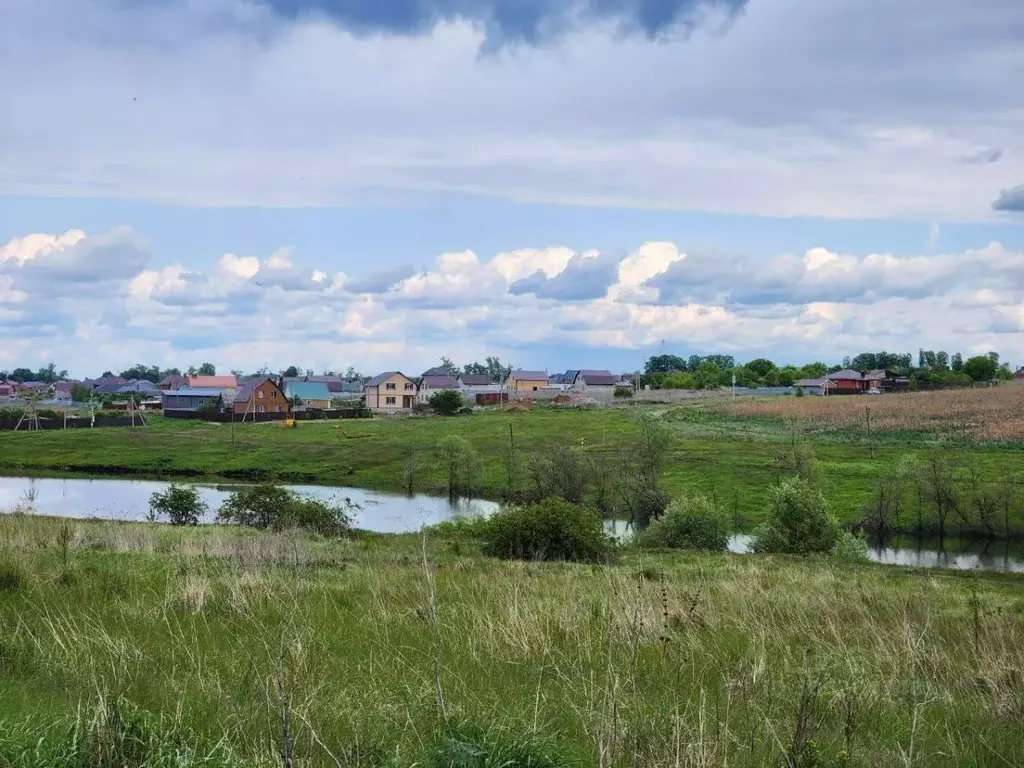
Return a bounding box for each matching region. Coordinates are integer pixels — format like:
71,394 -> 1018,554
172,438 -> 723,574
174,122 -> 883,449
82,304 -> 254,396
386,383 -> 396,390
385,396 -> 396,405
404,383 -> 414,390
257,405 -> 265,413
532,386 -> 538,391
257,390 -> 264,399
275,406 -> 281,413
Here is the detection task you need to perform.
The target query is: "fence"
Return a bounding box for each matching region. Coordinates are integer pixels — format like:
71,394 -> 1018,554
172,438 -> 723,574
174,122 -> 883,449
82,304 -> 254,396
0,416 -> 140,431
162,408 -> 370,423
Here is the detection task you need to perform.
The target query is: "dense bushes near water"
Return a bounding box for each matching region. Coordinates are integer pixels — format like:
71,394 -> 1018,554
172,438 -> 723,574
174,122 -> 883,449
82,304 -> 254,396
637,495 -> 729,551
216,484 -> 354,536
481,498 -> 614,563
752,477 -> 840,554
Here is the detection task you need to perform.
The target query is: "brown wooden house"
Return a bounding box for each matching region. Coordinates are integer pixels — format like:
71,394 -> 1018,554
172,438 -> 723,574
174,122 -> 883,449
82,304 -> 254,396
233,378 -> 290,417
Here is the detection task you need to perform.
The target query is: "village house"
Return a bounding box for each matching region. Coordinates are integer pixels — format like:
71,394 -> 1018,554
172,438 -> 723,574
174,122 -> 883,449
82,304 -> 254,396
794,378 -> 837,396
159,375 -> 188,391
283,380 -> 333,410
0,382 -> 15,398
505,369 -> 550,392
417,375 -> 461,403
187,374 -> 237,391
161,388 -> 224,414
570,369 -> 619,393
233,378 -> 289,416
364,372 -> 417,412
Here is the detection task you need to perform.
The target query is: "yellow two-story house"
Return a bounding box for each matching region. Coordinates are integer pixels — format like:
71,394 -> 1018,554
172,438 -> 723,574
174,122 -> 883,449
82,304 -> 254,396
506,369 -> 550,392
364,371 -> 417,412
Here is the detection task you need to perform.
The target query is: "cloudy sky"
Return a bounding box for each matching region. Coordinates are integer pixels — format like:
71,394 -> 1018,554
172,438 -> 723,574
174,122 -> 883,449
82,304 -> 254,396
1,0 -> 1023,376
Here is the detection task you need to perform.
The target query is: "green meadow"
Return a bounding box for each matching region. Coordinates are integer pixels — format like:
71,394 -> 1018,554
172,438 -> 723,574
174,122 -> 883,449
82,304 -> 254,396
1,515 -> 1023,767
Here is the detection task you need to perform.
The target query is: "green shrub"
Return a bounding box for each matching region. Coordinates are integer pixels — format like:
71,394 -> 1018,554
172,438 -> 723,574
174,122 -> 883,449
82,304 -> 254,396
217,485 -> 353,535
831,531 -> 870,563
613,385 -> 634,398
752,478 -> 839,555
637,495 -> 729,551
428,389 -> 464,416
148,484 -> 207,526
0,558 -> 27,591
482,499 -> 613,563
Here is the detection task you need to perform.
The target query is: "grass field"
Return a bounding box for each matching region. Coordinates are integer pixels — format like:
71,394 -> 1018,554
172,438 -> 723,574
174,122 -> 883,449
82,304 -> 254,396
0,390 -> 1023,528
1,515 -> 1022,767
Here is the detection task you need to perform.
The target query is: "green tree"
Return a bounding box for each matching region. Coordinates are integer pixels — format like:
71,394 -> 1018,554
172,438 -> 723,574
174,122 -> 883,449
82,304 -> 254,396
427,389 -> 464,416
752,478 -> 839,555
149,484 -> 207,526
439,356 -> 458,375
644,354 -> 688,374
71,384 -> 93,403
637,495 -> 729,551
951,352 -> 964,372
744,358 -> 777,379
963,355 -> 998,382
485,356 -> 511,383
282,365 -> 300,378
693,361 -> 724,389
482,499 -> 613,563
435,435 -> 482,499
463,362 -> 488,376
197,362 -> 216,376
344,366 -> 362,382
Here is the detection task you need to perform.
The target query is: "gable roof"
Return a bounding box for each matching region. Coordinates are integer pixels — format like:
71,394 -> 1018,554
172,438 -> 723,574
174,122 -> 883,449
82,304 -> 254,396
365,371 -> 411,387
160,375 -> 189,388
576,370 -> 617,386
421,365 -> 458,377
116,381 -> 160,393
284,381 -> 332,401
509,369 -> 548,381
162,388 -> 226,398
460,374 -> 492,386
421,376 -> 460,389
188,375 -> 237,389
235,378 -> 282,404
795,378 -> 833,387
826,369 -> 864,381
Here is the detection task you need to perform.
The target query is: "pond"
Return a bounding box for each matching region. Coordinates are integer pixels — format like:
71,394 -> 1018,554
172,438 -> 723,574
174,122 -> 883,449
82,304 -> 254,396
0,475 -> 498,534
2,475 -> 1023,574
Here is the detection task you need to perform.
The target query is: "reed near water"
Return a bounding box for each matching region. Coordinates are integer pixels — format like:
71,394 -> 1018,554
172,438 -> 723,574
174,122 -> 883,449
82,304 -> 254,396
1,514 -> 1022,767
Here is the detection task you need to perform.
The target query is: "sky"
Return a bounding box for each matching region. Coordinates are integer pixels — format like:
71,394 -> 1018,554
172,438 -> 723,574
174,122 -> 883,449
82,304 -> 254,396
1,0 -> 1023,377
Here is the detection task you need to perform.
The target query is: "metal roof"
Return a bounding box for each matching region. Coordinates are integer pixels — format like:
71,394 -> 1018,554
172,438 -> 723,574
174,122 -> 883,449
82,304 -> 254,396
421,376 -> 460,389
365,371 -> 410,387
284,381 -> 332,400
509,369 -> 548,380
162,388 -> 227,397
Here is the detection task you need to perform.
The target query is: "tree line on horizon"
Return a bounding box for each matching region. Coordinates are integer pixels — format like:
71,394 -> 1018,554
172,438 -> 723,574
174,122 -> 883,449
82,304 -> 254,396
641,349 -> 1016,390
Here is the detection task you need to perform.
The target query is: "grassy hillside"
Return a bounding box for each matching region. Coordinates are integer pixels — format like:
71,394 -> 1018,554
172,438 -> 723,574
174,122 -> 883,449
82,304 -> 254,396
1,515 -> 1022,767
0,398 -> 1022,526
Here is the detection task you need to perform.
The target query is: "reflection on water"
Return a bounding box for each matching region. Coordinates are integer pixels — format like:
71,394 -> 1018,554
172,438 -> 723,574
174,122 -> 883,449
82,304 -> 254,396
607,521 -> 1024,574
0,475 -> 498,534
3,475 -> 1023,573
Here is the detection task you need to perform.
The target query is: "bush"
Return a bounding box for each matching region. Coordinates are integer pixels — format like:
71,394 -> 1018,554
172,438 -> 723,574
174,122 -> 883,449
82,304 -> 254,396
217,484 -> 353,536
637,495 -> 729,551
482,499 -> 614,563
148,484 -> 207,526
0,558 -> 27,591
831,531 -> 869,563
428,389 -> 464,416
752,478 -> 839,555
622,483 -> 671,530
436,435 -> 482,498
613,386 -> 634,398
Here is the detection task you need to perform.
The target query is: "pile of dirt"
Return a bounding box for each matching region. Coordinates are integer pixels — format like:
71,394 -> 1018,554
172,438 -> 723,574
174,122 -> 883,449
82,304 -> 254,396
504,401 -> 532,412
552,394 -> 572,404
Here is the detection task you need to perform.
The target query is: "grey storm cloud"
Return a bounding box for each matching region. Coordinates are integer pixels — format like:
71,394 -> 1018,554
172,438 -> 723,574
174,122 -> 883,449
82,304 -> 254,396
345,266 -> 417,294
992,185 -> 1024,212
960,148 -> 1002,165
255,0 -> 749,47
1,226 -> 151,298
510,252 -> 620,300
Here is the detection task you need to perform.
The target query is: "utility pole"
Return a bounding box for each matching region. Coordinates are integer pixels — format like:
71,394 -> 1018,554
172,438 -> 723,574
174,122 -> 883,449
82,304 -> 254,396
866,405 -> 873,458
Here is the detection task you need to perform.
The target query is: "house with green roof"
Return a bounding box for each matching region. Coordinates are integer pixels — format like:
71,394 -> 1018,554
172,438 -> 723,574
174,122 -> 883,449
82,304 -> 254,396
283,380 -> 332,409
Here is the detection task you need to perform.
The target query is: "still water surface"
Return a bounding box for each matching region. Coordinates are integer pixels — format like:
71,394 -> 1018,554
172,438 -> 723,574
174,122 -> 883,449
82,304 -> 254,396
2,476 -> 1023,573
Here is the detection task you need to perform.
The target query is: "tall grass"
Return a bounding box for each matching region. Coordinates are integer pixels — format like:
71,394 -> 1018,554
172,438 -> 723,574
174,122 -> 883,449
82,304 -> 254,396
2,515 -> 1023,766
